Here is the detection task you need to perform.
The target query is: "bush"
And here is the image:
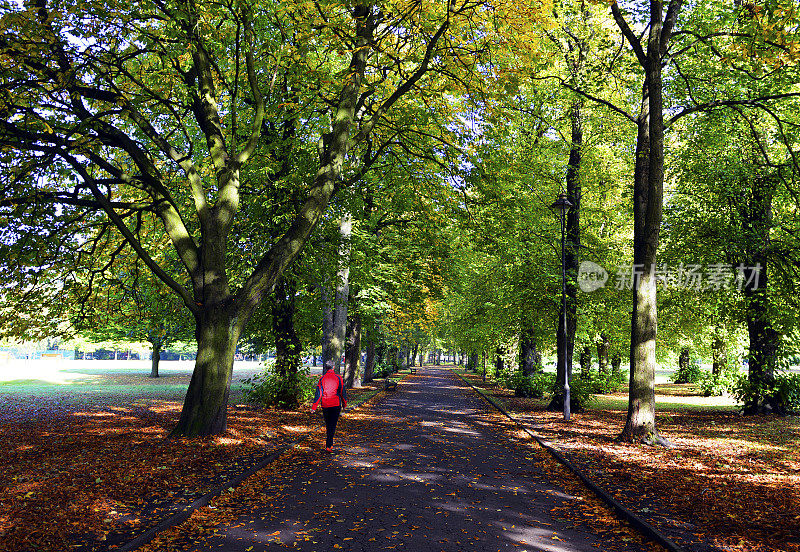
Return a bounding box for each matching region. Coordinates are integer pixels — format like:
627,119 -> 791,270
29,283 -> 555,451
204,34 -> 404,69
697,367 -> 739,397
507,372 -> 554,398
242,363 -> 316,409
583,370 -> 628,394
671,360 -> 703,384
561,376 -> 597,411
732,372 -> 800,414
374,360 -> 393,378
777,374 -> 800,413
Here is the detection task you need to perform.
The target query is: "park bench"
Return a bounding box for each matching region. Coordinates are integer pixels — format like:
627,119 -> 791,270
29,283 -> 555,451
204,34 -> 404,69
409,367 -> 417,374
384,379 -> 398,391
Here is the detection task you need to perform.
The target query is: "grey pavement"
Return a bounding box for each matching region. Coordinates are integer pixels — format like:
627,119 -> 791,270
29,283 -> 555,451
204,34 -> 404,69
186,367 -> 650,552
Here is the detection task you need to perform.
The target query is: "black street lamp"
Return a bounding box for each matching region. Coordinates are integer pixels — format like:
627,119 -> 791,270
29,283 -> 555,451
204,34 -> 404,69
550,192 -> 573,421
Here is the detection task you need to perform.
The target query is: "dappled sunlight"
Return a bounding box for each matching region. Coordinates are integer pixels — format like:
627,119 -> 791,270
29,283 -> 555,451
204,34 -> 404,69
458,367 -> 800,552
214,437 -> 244,446
280,425 -> 310,433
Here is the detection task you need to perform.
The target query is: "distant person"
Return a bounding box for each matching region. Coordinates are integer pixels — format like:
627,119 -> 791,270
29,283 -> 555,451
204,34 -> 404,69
311,366 -> 347,453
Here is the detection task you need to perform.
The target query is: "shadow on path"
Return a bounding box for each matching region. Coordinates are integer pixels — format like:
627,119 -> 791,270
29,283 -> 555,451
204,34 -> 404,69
187,367 -> 650,552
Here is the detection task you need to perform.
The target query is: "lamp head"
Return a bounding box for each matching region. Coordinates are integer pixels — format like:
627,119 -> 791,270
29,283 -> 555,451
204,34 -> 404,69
550,193 -> 573,213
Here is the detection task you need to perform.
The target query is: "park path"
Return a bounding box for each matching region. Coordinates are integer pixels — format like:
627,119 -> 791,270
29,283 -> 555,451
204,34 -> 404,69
184,367 -> 648,552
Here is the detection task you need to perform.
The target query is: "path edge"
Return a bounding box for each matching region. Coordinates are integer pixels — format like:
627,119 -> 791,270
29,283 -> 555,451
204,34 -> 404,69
116,381 -> 391,552
452,368 -> 687,552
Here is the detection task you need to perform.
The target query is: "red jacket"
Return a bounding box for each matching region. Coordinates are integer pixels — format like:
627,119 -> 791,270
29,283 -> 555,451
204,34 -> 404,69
312,370 -> 347,410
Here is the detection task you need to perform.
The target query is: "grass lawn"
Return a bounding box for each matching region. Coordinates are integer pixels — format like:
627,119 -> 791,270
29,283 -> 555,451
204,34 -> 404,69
457,368 -> 800,552
0,359 -> 387,552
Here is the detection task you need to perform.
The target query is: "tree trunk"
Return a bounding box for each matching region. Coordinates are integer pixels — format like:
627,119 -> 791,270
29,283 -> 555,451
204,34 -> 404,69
150,340 -> 162,378
619,2 -> 671,446
412,344 -> 419,367
320,285 -> 334,370
611,352 -> 622,374
740,173 -> 782,414
272,276 -> 302,408
495,347 -> 504,376
323,214 -> 352,374
745,299 -> 781,413
597,334 -> 610,376
169,5 -> 378,436
171,308 -> 242,437
468,351 -> 479,372
364,335 -> 376,383
742,246 -> 781,413
520,327 -> 536,377
343,312 -> 362,388
678,347 -> 690,377
711,335 -> 727,376
580,346 -> 592,379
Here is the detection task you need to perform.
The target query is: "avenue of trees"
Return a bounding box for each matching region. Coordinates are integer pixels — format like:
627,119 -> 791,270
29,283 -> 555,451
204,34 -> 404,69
1,0 -> 799,442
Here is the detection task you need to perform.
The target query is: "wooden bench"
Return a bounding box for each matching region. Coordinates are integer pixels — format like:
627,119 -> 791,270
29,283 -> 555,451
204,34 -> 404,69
409,367 -> 417,374
384,379 -> 398,391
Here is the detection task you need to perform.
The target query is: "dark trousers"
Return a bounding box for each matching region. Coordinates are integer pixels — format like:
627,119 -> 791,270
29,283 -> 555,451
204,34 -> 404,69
322,405 -> 341,448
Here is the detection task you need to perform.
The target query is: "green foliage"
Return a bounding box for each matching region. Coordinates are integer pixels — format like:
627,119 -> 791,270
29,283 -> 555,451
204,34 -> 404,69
732,373 -> 800,415
505,371 -> 554,398
242,363 -> 316,409
561,377 -> 597,411
374,359 -> 394,379
671,360 -> 703,384
697,366 -> 740,397
583,370 -> 628,394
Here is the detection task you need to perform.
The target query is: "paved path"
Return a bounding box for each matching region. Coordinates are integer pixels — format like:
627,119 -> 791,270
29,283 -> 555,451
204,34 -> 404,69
186,368 -> 649,552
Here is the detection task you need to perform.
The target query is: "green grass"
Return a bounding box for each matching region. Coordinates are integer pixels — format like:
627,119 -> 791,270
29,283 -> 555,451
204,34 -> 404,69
590,394 -> 739,412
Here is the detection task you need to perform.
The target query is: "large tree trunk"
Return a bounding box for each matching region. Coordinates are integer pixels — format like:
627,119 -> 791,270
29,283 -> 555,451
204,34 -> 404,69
150,339 -> 162,378
272,276 -> 302,408
745,294 -> 781,413
171,307 -> 242,437
617,0 -> 678,446
343,312 -> 362,388
171,8 -> 374,435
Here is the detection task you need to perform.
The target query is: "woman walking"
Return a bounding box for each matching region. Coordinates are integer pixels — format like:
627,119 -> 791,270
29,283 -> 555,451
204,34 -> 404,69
311,366 -> 347,453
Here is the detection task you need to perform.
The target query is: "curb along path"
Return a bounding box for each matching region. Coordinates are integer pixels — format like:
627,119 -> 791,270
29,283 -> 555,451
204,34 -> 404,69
454,369 -> 686,552
149,367 -> 656,552
115,383 -> 389,552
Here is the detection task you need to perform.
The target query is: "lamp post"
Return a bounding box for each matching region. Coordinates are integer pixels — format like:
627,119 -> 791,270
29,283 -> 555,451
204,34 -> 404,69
550,192 -> 573,421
